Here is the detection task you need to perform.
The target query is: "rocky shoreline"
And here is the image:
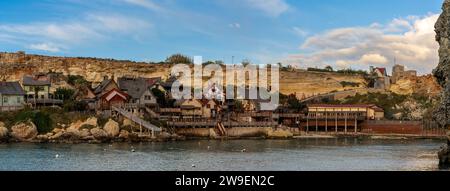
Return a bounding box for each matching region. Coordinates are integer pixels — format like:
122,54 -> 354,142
438,132 -> 450,168
0,117 -> 186,144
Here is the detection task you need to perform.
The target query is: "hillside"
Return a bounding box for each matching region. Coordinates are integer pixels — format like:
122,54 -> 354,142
0,51 -> 441,98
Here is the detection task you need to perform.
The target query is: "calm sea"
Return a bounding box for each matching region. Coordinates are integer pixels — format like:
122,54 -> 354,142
0,138 -> 445,171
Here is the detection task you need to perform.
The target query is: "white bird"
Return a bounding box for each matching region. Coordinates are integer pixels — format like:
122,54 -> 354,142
55,154 -> 59,158
191,164 -> 196,168
241,149 -> 247,152
207,146 -> 211,150
131,149 -> 136,152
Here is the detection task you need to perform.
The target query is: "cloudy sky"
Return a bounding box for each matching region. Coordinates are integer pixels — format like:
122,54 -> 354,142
0,0 -> 445,74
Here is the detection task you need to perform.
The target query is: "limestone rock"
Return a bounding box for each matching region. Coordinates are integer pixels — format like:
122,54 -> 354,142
267,128 -> 293,139
36,135 -> 49,141
90,128 -> 108,140
0,122 -> 8,139
159,132 -> 172,139
433,0 -> 450,126
52,128 -> 63,134
10,121 -> 38,141
82,117 -> 98,127
68,117 -> 98,130
62,128 -> 81,139
123,118 -> 134,127
79,129 -> 92,138
118,130 -> 130,139
103,119 -> 120,137
438,144 -> 450,167
50,132 -> 63,140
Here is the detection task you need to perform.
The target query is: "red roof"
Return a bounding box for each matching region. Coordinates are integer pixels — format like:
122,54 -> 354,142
374,68 -> 386,75
100,88 -> 129,100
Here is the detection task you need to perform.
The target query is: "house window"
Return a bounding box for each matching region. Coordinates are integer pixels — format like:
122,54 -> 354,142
3,97 -> 8,103
145,95 -> 152,100
41,95 -> 45,99
17,97 -> 21,103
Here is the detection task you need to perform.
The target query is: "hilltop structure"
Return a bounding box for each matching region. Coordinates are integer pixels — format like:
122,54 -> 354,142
391,64 -> 417,84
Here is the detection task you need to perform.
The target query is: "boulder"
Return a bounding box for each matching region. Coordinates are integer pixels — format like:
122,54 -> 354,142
447,131 -> 450,144
52,128 -> 63,134
79,129 -> 92,138
0,122 -> 8,139
103,119 -> 120,137
68,117 -> 98,130
438,144 -> 450,168
123,118 -> 134,127
118,130 -> 130,139
82,117 -> 98,127
50,132 -> 64,140
36,135 -> 49,141
90,128 -> 109,140
159,132 -> 172,139
267,128 -> 293,139
68,120 -> 83,130
10,121 -> 38,141
62,128 -> 81,140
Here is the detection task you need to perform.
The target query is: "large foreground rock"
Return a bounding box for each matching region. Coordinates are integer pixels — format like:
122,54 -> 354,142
0,122 -> 8,139
90,128 -> 109,140
10,121 -> 38,141
103,119 -> 120,137
434,0 -> 450,126
435,0 -> 450,168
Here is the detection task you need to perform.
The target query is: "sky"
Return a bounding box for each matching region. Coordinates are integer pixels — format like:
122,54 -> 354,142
0,0 -> 445,74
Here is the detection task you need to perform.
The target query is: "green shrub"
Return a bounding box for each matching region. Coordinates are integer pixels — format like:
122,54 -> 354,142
33,112 -> 52,133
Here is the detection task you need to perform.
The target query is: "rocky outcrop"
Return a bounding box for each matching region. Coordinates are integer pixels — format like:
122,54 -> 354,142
68,117 -> 98,130
434,0 -> 450,127
10,121 -> 38,141
435,0 -> 450,168
0,51 -> 170,83
103,119 -> 120,137
90,128 -> 109,140
0,122 -> 9,140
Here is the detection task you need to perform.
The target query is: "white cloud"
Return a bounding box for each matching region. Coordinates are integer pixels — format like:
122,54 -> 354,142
293,27 -> 308,37
0,14 -> 151,52
229,23 -> 241,29
243,0 -> 290,17
285,14 -> 439,74
28,43 -> 62,52
121,0 -> 162,12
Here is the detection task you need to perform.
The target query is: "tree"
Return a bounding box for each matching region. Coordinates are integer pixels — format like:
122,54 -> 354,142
277,62 -> 283,68
242,59 -> 251,67
67,75 -> 89,86
233,100 -> 244,113
325,65 -> 334,72
152,88 -> 168,107
166,54 -> 193,64
54,88 -> 75,101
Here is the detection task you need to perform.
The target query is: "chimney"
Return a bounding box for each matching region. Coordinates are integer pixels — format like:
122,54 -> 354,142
103,75 -> 109,81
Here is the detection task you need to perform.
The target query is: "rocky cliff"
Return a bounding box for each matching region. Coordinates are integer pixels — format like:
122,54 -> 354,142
434,0 -> 450,127
434,0 -> 450,168
0,51 -> 441,99
0,51 -> 171,83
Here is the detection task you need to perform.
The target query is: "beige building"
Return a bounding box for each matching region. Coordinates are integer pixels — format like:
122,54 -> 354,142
391,64 -> 417,84
307,104 -> 384,120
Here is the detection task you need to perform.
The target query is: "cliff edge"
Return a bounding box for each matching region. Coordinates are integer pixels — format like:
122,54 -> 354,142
434,0 -> 450,168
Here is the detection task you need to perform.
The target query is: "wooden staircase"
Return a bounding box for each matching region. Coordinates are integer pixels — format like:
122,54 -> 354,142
112,106 -> 162,132
216,122 -> 227,136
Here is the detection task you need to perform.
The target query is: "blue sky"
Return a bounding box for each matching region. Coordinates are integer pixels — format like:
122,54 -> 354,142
0,0 -> 445,73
